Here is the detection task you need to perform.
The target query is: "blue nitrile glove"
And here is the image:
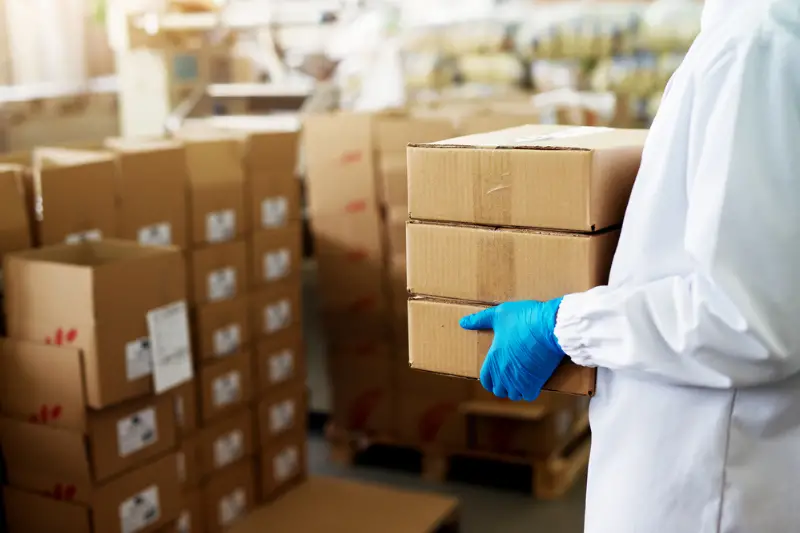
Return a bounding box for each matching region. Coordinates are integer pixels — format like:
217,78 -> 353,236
460,298 -> 565,402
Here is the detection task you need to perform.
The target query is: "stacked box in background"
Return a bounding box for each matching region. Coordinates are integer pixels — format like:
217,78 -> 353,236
0,165 -> 32,332
0,240 -> 194,533
406,125 -> 648,455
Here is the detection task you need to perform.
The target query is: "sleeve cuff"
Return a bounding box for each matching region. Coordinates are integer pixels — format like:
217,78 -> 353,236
555,292 -> 597,367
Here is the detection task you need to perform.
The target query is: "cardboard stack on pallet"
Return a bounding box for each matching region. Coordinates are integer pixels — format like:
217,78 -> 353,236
0,240 -> 194,533
406,124 -> 648,460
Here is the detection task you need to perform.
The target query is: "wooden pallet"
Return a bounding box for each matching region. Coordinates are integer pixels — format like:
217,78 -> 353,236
325,414 -> 590,501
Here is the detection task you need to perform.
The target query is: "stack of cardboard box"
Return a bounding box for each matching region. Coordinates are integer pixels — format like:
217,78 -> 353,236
405,124 -> 648,456
0,165 -> 32,330
0,240 -> 194,533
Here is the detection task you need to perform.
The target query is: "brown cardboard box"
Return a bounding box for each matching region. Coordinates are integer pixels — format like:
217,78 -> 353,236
182,133 -> 247,246
408,298 -> 595,396
385,207 -> 407,256
198,408 -> 256,478
249,278 -> 302,341
172,381 -> 199,438
105,138 -> 189,248
457,110 -> 543,136
303,113 -> 376,215
174,490 -> 203,533
244,130 -> 301,231
3,240 -> 188,407
407,221 -> 619,303
32,148 -> 117,246
312,209 -> 384,259
378,153 -> 408,206
194,297 -> 251,363
0,166 -> 32,275
202,459 -> 257,533
255,328 -> 306,396
259,431 -> 307,502
0,340 -> 177,484
394,349 -> 471,399
3,453 -> 181,533
407,125 -> 647,231
329,344 -> 393,435
199,352 -> 254,424
256,381 -> 307,447
189,240 -> 248,305
374,115 -> 455,154
248,222 -> 303,289
395,390 -> 467,449
178,434 -> 202,491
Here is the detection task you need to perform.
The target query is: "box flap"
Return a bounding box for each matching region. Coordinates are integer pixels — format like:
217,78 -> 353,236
4,487 -> 91,533
33,147 -> 114,168
182,136 -> 245,185
0,339 -> 87,430
408,298 -> 595,396
104,137 -> 183,153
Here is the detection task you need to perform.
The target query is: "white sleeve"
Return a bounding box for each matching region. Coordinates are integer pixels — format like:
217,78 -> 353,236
554,35 -> 800,389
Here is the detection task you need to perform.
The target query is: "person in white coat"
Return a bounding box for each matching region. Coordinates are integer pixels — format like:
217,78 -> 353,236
459,0 -> 800,530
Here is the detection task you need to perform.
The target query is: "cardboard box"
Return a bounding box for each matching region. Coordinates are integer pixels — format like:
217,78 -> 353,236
312,209 -> 384,259
329,344 -> 393,435
259,431 -> 307,502
173,381 -> 199,437
256,381 -> 307,447
174,490 -> 203,533
374,115 -> 455,154
303,113 -> 376,215
178,434 -> 203,491
189,240 -> 249,305
32,148 -> 117,246
202,459 -> 257,533
407,125 -> 647,231
105,138 -> 189,248
249,278 -> 302,340
3,453 -> 181,533
3,240 -> 188,408
194,297 -> 251,363
0,166 -> 32,277
385,207 -> 407,257
199,352 -> 254,424
182,134 -> 247,246
244,130 -> 302,231
0,340 -> 177,484
395,390 -> 467,449
408,298 -> 595,396
457,110 -> 543,136
198,408 -> 256,478
407,222 -> 619,303
255,328 -> 306,396
248,223 -> 303,289
377,154 -> 408,206
394,349 -> 471,399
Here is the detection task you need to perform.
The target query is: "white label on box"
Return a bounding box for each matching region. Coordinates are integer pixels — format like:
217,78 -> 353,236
212,371 -> 242,407
213,429 -> 244,469
147,301 -> 195,393
268,349 -> 295,384
213,323 -> 241,357
177,510 -> 191,533
269,399 -> 296,435
125,337 -> 152,381
263,249 -> 291,281
117,408 -> 158,457
176,452 -> 186,483
218,488 -> 246,527
206,209 -> 236,243
65,228 -> 102,244
119,485 -> 160,533
264,299 -> 291,334
208,267 -> 237,302
138,222 -> 172,246
273,446 -> 299,483
261,196 -> 288,228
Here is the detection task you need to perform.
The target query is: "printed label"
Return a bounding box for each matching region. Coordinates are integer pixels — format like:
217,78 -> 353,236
177,510 -> 191,533
213,430 -> 244,469
212,371 -> 242,407
125,337 -> 152,381
218,488 -> 246,526
213,323 -> 241,357
268,349 -> 295,384
117,408 -> 158,457
119,485 -> 160,533
261,196 -> 289,228
263,248 -> 291,281
206,209 -> 236,243
264,299 -> 291,334
273,446 -> 299,483
65,228 -> 102,244
138,222 -> 172,246
207,267 -> 237,302
269,399 -> 296,435
146,301 -> 194,393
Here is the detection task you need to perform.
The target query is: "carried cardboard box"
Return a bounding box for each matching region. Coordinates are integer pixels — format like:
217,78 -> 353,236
105,137 -> 189,248
3,240 -> 191,407
189,239 -> 249,304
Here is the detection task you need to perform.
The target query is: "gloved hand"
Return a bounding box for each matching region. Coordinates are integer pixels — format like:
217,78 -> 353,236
460,298 -> 565,402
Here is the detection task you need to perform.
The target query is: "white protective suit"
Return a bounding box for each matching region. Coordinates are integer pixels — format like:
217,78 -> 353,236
553,1 -> 800,531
